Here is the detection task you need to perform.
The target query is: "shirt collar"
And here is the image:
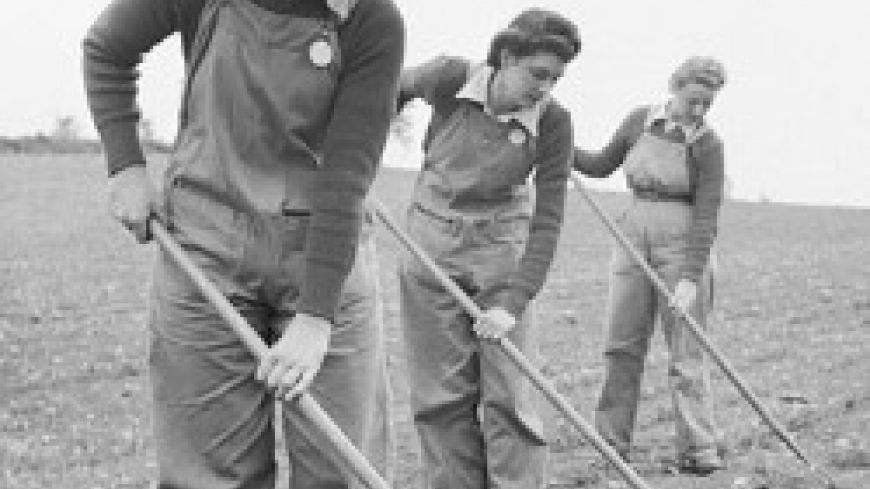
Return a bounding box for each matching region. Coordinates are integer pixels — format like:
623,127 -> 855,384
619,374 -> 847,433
325,0 -> 357,22
649,102 -> 706,142
455,63 -> 547,136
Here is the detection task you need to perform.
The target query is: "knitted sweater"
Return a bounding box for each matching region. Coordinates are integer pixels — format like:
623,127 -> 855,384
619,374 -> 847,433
400,56 -> 573,316
573,105 -> 725,282
83,0 -> 405,320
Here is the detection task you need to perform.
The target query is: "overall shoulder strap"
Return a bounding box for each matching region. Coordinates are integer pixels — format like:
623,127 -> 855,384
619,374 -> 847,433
178,0 -> 226,128
685,124 -> 712,162
422,60 -> 473,151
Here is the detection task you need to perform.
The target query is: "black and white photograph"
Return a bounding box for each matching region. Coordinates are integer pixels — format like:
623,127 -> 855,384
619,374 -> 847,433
1,1 -> 868,488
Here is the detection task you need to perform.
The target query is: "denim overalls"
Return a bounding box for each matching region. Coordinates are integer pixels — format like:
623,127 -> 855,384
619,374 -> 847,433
148,1 -> 392,487
595,109 -> 721,462
399,71 -> 549,488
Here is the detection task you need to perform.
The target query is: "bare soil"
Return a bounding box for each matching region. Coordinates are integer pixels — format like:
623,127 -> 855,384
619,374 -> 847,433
1,155 -> 867,488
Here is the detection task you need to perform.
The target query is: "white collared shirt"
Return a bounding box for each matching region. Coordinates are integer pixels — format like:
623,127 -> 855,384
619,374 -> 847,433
455,63 -> 547,136
648,103 -> 707,143
325,0 -> 357,21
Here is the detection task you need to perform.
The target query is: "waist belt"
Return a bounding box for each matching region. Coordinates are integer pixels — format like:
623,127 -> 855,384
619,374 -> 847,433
411,202 -> 524,236
632,188 -> 694,204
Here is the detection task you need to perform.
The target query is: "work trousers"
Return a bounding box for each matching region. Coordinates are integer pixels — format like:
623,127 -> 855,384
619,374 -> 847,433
148,188 -> 392,488
399,206 -> 547,489
595,199 -> 720,460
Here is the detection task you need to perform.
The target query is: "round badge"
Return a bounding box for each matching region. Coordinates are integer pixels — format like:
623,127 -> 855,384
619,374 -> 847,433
509,128 -> 527,146
309,39 -> 333,68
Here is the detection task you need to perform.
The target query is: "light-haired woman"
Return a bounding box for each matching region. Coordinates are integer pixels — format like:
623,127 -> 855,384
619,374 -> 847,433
574,57 -> 727,475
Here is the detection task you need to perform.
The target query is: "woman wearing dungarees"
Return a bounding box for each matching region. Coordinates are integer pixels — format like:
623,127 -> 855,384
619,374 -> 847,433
83,0 -> 404,487
397,9 -> 580,489
573,57 -> 728,475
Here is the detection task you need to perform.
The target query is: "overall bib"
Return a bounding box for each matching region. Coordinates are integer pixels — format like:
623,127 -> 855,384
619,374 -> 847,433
594,115 -> 721,462
399,101 -> 547,489
148,1 -> 392,487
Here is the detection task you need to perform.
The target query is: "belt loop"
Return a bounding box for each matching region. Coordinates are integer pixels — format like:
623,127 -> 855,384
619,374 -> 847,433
449,218 -> 463,237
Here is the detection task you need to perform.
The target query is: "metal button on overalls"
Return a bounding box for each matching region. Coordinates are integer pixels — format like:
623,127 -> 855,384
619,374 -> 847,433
148,1 -> 392,487
595,112 -> 721,462
399,98 -> 547,489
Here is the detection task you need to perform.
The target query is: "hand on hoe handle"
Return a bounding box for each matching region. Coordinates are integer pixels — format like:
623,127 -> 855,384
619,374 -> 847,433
257,312 -> 332,401
108,165 -> 157,243
473,307 -> 517,340
671,279 -> 698,314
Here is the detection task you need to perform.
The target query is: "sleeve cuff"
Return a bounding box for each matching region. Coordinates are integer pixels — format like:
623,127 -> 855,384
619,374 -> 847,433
679,263 -> 704,283
99,121 -> 146,176
477,284 -> 533,319
296,261 -> 345,323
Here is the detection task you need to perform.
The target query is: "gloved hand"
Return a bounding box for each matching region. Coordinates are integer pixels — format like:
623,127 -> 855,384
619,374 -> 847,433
473,307 -> 516,340
672,279 -> 698,314
257,312 -> 332,400
108,165 -> 156,242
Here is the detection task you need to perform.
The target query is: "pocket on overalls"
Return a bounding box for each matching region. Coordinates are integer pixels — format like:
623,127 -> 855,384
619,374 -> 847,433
658,204 -> 693,244
236,212 -> 308,286
487,216 -> 528,250
402,204 -> 459,282
166,183 -> 244,265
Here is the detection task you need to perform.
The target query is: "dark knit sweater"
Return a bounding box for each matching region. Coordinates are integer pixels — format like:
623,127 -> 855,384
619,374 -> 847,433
400,56 -> 573,317
573,105 -> 725,282
82,0 -> 405,320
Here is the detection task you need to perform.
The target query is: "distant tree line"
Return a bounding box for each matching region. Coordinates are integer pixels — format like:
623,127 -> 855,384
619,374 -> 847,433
0,116 -> 171,155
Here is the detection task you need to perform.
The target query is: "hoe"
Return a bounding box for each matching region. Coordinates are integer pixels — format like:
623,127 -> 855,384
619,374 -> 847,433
151,220 -> 392,489
371,198 -> 657,489
570,172 -> 839,489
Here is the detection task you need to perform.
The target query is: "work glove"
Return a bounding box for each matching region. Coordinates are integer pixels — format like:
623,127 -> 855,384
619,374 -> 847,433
671,279 -> 698,314
108,165 -> 156,243
473,307 -> 517,340
257,312 -> 332,401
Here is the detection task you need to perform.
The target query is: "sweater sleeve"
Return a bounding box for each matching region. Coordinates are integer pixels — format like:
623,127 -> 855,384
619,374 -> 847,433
572,106 -> 647,178
82,0 -> 202,176
296,0 -> 405,320
483,104 -> 573,317
680,130 -> 725,282
397,55 -> 469,110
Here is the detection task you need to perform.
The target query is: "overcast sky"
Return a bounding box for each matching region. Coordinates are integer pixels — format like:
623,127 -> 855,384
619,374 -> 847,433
2,1 -> 869,206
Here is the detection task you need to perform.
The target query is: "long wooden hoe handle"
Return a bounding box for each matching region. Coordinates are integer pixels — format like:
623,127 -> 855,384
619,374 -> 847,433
370,198 -> 656,489
570,172 -> 837,489
150,221 -> 392,489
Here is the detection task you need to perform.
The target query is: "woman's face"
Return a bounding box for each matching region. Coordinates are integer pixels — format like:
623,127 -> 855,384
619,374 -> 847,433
491,50 -> 565,113
671,82 -> 718,125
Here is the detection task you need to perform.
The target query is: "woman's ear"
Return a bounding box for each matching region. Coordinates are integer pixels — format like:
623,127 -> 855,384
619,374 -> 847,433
499,48 -> 518,69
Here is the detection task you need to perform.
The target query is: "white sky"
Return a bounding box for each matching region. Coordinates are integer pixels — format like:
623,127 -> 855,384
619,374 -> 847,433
2,1 -> 869,206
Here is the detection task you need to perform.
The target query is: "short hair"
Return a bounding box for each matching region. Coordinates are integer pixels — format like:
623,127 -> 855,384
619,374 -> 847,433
486,8 -> 581,69
669,56 -> 727,92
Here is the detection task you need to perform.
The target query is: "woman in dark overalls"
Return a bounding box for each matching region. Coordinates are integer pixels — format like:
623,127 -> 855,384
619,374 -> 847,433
574,57 -> 728,475
397,9 -> 580,489
83,0 -> 404,487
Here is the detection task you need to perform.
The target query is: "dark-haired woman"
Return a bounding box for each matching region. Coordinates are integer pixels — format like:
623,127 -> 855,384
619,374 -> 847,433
83,0 -> 404,487
574,57 -> 728,475
396,9 -> 580,488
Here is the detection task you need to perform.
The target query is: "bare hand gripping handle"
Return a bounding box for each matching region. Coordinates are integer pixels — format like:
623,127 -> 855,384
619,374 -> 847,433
370,198 -> 657,489
151,220 -> 392,489
570,172 -> 837,489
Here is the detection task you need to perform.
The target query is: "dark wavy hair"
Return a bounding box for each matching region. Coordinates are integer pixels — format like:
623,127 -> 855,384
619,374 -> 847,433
486,8 -> 581,69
